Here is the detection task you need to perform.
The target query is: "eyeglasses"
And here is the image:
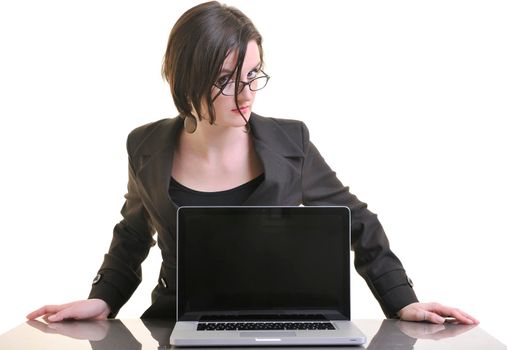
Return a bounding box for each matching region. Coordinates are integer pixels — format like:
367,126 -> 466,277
214,71 -> 270,96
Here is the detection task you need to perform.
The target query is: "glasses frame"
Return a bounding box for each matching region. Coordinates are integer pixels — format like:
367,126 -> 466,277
214,70 -> 270,96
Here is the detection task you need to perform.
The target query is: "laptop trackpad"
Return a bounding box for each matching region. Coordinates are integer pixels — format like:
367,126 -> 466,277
240,331 -> 297,338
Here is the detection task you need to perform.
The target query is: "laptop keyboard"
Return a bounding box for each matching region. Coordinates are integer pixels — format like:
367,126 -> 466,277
197,322 -> 336,331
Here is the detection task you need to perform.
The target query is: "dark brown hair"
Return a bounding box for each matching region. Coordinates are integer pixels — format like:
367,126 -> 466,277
162,1 -> 263,124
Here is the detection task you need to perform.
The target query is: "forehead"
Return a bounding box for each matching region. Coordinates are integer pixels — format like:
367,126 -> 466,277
222,40 -> 260,71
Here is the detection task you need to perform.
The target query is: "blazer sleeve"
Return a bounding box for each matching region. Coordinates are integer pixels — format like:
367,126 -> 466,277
88,134 -> 156,317
300,123 -> 418,318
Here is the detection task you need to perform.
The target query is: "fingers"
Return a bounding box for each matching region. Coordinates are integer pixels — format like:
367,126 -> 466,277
403,307 -> 445,324
447,307 -> 479,324
399,302 -> 479,325
48,309 -> 72,322
459,310 -> 480,324
27,301 -> 78,322
47,303 -> 86,322
26,305 -> 63,320
425,303 -> 479,325
47,299 -> 111,322
422,310 -> 446,324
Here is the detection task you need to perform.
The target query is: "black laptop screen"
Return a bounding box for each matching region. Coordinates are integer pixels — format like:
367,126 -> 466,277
177,206 -> 351,321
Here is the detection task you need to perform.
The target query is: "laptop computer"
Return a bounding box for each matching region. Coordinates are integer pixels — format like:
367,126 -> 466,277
169,206 -> 366,346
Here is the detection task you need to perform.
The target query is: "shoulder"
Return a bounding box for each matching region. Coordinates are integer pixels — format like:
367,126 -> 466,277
126,116 -> 182,157
250,113 -> 310,156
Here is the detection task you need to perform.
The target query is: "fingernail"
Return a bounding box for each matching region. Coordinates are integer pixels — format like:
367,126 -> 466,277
48,315 -> 56,322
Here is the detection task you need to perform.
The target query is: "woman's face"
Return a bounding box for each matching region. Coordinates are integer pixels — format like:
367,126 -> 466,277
206,40 -> 261,128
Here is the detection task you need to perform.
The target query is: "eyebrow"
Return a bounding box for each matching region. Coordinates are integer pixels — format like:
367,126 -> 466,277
220,61 -> 262,75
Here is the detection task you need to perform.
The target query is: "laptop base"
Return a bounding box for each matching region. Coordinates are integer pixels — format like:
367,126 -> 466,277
170,320 -> 366,346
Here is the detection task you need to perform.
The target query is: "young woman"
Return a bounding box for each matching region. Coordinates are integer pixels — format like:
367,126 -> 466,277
27,1 -> 478,325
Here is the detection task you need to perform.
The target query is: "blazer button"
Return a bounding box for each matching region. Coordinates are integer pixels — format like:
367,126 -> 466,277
407,276 -> 414,287
92,273 -> 102,285
159,277 -> 167,289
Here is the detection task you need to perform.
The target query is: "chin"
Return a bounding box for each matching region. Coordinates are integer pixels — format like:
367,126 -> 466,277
224,113 -> 251,126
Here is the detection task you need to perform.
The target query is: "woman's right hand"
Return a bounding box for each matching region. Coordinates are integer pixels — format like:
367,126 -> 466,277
26,299 -> 111,322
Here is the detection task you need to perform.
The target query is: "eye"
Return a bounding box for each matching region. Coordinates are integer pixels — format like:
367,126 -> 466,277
247,69 -> 259,80
216,75 -> 231,86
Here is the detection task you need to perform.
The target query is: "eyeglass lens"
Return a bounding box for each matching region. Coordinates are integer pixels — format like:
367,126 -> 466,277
221,76 -> 268,95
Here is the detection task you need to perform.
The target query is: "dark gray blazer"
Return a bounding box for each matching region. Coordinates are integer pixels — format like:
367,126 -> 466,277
88,113 -> 418,319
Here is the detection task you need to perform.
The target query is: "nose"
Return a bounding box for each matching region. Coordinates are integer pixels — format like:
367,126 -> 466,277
238,82 -> 255,101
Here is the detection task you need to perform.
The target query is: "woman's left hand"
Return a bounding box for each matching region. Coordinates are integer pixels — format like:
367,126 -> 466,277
397,302 -> 479,324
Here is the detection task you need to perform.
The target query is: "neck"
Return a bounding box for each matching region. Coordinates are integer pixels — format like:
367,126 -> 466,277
179,119 -> 251,160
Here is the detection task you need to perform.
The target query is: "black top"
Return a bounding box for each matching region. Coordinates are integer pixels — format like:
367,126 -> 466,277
169,174 -> 265,206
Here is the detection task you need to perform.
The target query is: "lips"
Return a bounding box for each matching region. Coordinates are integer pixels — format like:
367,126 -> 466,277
231,105 -> 249,113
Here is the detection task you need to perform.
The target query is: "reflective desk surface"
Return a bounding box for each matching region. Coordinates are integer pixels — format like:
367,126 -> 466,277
0,319 -> 505,350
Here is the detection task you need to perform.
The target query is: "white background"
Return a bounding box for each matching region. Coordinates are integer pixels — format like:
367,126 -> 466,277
1,0 -> 506,345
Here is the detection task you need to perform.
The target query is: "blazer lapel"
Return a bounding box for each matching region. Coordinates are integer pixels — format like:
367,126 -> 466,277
135,118 -> 183,231
245,114 -> 305,205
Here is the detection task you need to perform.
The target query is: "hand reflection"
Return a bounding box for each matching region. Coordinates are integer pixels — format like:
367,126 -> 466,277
397,319 -> 477,340
367,319 -> 477,350
27,319 -> 110,341
26,318 -> 141,350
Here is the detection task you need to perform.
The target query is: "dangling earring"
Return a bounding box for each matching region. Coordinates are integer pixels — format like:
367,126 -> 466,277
184,115 -> 197,134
